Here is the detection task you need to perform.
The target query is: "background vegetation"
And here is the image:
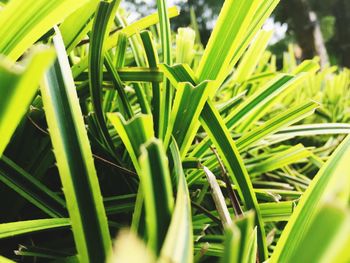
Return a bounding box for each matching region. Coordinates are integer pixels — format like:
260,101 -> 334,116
129,0 -> 350,67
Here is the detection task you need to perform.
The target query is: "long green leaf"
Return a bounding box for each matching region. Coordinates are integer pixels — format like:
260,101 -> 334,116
273,123 -> 350,137
248,144 -> 312,174
0,0 -> 88,60
59,0 -> 99,52
159,140 -> 193,263
88,0 -> 120,157
140,31 -> 162,135
0,219 -> 70,239
235,212 -> 257,263
199,101 -> 268,260
236,101 -> 319,151
41,29 -> 111,263
221,224 -> 240,263
107,113 -> 154,174
0,155 -> 66,217
139,139 -> 174,254
228,0 -> 280,70
283,203 -> 350,263
229,30 -> 273,84
71,6 -> 179,79
0,255 -> 16,263
155,0 -> 174,139
271,135 -> 350,262
104,53 -> 134,120
0,47 -> 55,156
164,80 -> 213,157
196,0 -> 260,84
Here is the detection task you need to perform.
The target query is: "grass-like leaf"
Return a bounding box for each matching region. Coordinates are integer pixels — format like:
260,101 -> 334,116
155,0 -> 174,139
41,29 -> 111,263
281,203 -> 350,263
164,80 -> 212,158
0,218 -> 70,239
199,101 -> 268,260
0,155 -> 66,217
0,47 -> 55,156
0,0 -> 88,60
88,0 -> 121,157
271,134 -> 350,262
107,113 -> 154,174
236,101 -> 319,151
0,255 -> 15,263
196,0 -> 278,87
159,140 -> 193,263
248,144 -> 312,174
141,31 -> 162,135
59,0 -> 99,52
139,139 -> 174,254
71,6 -> 179,79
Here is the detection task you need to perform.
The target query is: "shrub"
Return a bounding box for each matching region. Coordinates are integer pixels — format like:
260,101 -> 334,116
0,0 -> 349,262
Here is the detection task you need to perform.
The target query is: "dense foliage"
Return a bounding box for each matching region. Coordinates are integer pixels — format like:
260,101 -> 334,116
0,0 -> 349,262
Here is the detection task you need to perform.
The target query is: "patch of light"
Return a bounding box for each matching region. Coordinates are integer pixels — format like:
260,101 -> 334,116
263,17 -> 288,45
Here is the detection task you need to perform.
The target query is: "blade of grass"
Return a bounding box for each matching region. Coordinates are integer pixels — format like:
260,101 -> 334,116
155,0 -> 173,139
235,212 -> 257,263
0,47 -> 55,156
71,6 -> 179,78
116,14 -> 151,115
279,203 -> 350,263
88,0 -> 121,158
248,144 -> 312,174
159,139 -> 193,263
196,0 -> 260,84
199,101 -> 268,260
0,155 -> 66,217
59,0 -> 99,52
271,134 -> 350,262
0,0 -> 88,60
0,219 -> 70,239
221,224 -> 240,263
229,30 -> 273,85
107,113 -> 154,174
236,101 -> 319,151
41,29 -> 111,263
0,255 -> 15,263
139,139 -> 174,254
203,166 -> 233,227
164,80 -> 213,158
104,53 -> 134,120
228,0 -> 280,70
140,31 -> 161,135
273,123 -> 350,137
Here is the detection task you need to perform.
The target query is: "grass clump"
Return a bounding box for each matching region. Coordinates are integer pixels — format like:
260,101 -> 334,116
0,0 -> 349,262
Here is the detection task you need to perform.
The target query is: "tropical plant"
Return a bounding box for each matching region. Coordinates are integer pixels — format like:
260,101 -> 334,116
0,0 -> 349,263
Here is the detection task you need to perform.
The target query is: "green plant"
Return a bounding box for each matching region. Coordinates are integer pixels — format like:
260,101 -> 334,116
0,0 -> 349,262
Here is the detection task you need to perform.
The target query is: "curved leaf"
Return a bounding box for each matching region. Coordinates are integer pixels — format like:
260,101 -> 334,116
0,47 -> 55,156
0,0 -> 88,60
271,135 -> 350,262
